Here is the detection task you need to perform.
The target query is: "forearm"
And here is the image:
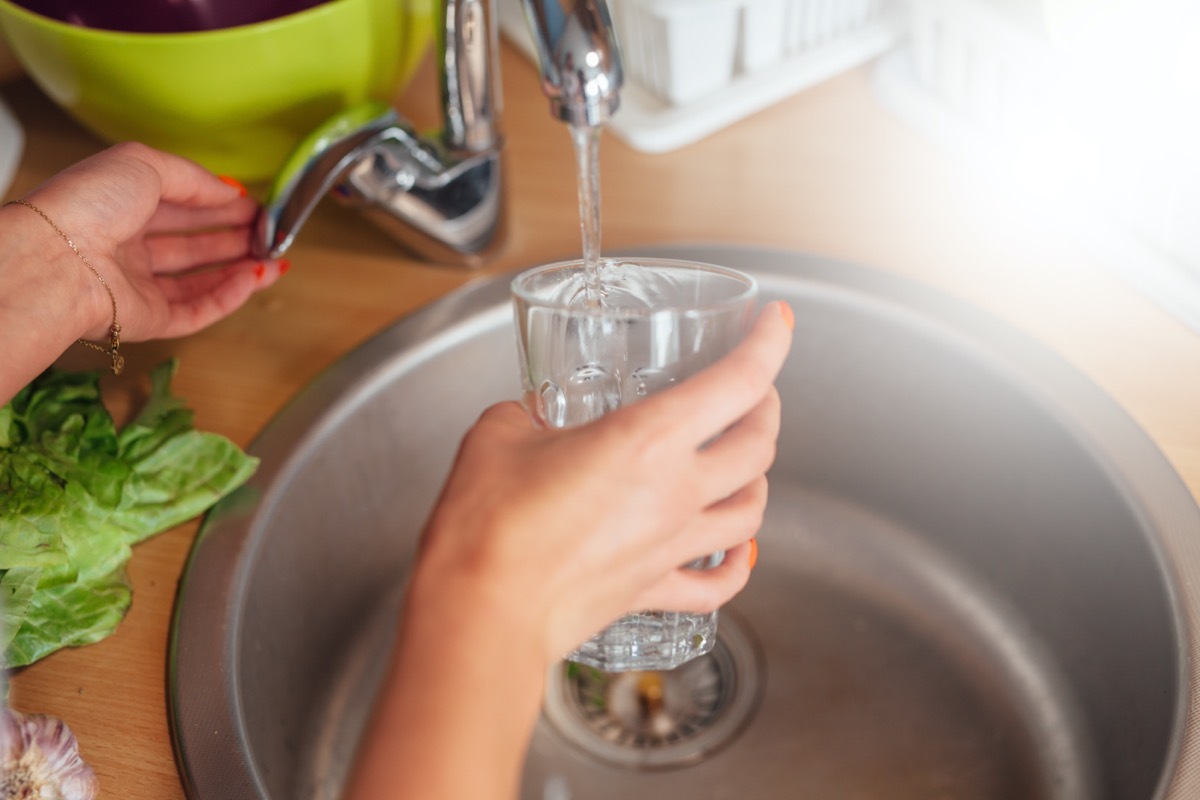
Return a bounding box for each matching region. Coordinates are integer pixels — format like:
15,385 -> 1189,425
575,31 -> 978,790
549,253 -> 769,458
0,203 -> 107,405
343,569 -> 549,800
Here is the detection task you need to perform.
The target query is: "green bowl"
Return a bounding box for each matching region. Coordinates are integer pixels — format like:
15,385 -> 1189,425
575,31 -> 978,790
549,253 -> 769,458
0,0 -> 433,181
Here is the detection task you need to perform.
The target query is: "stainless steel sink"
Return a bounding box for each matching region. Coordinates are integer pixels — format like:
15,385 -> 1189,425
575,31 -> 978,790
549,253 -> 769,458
169,245 -> 1200,799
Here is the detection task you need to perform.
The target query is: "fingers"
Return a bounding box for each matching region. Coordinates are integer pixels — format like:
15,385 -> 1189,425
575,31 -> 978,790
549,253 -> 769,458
24,142 -> 259,269
634,301 -> 793,449
152,258 -> 286,339
145,196 -> 260,234
127,144 -> 260,233
114,141 -> 249,210
144,227 -> 256,274
452,402 -> 540,458
694,386 -> 781,502
683,475 -> 768,560
474,400 -> 537,431
620,473 -> 766,613
631,539 -> 756,613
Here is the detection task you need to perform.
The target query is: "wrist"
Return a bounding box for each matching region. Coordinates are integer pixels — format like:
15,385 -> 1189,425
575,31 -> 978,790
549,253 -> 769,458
0,200 -> 112,343
402,559 -> 551,732
410,505 -> 564,668
403,562 -> 552,685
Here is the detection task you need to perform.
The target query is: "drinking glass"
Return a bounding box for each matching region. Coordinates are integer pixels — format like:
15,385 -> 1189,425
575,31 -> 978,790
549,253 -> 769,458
511,257 -> 758,671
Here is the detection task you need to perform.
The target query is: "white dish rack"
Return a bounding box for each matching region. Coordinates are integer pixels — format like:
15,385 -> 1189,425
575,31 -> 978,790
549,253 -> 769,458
500,0 -> 906,152
873,0 -> 1200,332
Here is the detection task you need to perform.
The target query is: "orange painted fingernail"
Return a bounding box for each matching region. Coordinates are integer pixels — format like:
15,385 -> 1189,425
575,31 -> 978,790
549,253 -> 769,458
779,302 -> 794,331
254,262 -> 266,281
218,175 -> 248,197
748,538 -> 759,570
278,258 -> 291,275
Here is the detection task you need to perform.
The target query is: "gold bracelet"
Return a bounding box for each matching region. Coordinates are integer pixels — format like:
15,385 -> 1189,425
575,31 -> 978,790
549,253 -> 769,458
4,199 -> 124,375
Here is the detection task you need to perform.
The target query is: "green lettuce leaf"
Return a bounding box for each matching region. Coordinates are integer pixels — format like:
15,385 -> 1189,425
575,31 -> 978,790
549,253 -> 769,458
0,360 -> 258,667
4,568 -> 131,667
0,451 -> 72,569
1,567 -> 41,653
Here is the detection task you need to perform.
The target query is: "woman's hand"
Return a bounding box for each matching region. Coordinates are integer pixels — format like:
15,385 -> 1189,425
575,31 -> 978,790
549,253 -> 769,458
1,142 -> 285,403
345,301 -> 794,800
412,300 -> 794,665
20,141 -> 285,342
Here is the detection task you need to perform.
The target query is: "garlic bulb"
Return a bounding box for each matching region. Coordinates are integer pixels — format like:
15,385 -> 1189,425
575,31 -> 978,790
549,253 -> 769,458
0,707 -> 97,800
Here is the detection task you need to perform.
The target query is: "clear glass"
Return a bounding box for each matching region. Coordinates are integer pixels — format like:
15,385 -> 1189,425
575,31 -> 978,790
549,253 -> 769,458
511,257 -> 758,671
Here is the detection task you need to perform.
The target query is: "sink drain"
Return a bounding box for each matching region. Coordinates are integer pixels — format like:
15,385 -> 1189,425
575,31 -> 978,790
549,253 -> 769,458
542,610 -> 763,769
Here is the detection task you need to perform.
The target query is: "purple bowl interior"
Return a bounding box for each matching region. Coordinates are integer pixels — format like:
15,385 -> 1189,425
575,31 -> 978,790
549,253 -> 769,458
12,0 -> 331,33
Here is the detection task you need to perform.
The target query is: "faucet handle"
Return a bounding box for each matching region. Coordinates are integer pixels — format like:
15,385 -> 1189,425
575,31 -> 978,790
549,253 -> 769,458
253,100 -> 505,266
253,102 -> 399,260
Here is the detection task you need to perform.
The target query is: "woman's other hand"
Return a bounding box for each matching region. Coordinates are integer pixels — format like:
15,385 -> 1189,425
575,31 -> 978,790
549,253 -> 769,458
19,141 -> 285,343
346,301 -> 793,800
1,142 -> 286,403
411,300 -> 795,666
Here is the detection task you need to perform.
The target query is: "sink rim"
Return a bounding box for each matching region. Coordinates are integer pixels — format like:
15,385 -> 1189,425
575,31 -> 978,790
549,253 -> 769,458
167,244 -> 1199,799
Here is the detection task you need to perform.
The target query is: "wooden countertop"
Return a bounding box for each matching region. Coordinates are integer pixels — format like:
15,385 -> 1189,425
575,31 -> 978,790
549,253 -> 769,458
4,44 -> 1200,798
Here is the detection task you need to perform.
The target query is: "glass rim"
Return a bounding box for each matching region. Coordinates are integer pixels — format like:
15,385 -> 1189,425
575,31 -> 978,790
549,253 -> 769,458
510,257 -> 758,315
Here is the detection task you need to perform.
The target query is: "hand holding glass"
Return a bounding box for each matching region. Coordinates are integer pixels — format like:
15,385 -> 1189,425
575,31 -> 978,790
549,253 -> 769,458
512,257 -> 757,671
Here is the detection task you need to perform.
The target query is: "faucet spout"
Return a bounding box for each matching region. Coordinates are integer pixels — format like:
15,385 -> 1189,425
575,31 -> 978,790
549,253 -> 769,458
520,0 -> 624,127
252,0 -> 622,266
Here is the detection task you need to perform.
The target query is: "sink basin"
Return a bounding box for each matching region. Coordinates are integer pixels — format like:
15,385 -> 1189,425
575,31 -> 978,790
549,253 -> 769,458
169,245 -> 1200,799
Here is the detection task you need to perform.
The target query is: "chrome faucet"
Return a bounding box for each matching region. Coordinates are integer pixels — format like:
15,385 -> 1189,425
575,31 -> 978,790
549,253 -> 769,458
253,0 -> 623,267
521,0 -> 622,126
